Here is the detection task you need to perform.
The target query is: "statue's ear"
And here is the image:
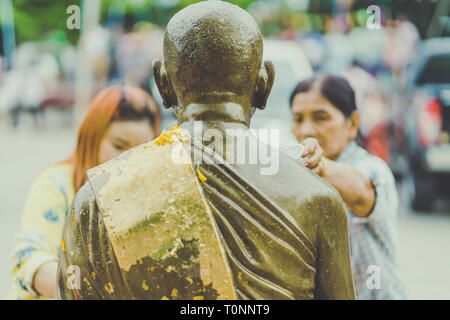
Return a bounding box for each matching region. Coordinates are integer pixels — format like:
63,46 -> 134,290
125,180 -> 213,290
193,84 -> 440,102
253,61 -> 275,110
152,59 -> 177,109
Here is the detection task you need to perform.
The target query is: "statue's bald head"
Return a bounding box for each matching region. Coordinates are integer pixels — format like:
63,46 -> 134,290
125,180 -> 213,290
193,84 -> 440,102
153,0 -> 274,119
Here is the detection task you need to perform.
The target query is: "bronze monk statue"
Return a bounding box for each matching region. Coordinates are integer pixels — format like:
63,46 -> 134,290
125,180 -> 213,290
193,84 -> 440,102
57,0 -> 355,300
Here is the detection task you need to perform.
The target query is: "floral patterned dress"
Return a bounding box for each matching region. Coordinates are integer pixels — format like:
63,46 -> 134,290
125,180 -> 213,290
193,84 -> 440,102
8,163 -> 74,300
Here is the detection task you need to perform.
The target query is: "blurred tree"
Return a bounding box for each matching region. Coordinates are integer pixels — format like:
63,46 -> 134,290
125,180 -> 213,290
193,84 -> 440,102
5,0 -> 438,48
10,0 -> 81,45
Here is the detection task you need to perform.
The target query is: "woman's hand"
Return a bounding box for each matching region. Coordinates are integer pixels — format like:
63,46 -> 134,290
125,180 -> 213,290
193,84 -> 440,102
301,138 -> 327,177
34,260 -> 58,298
300,138 -> 375,217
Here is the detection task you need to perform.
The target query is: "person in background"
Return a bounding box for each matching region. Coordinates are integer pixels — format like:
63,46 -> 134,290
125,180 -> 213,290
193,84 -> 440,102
9,85 -> 161,299
289,74 -> 407,300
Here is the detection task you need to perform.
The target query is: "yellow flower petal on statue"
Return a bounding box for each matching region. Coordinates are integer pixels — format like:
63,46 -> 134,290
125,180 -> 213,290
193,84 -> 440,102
197,168 -> 207,182
168,125 -> 180,132
61,238 -> 66,251
105,282 -> 115,294
165,134 -> 174,143
154,130 -> 176,146
155,130 -> 167,145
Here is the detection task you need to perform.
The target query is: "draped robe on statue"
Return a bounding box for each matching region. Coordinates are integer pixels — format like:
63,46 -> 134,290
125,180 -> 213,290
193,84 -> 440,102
57,127 -> 355,300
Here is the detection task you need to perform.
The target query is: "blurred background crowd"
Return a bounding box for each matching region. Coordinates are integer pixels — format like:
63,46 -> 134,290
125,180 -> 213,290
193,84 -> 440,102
0,0 -> 449,299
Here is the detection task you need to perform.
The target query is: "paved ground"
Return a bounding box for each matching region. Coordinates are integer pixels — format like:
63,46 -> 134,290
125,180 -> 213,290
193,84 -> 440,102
1,111 -> 449,299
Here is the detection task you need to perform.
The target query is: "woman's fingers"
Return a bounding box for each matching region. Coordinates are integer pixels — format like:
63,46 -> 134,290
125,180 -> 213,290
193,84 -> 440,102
310,158 -> 326,177
301,138 -> 323,168
304,149 -> 322,168
301,138 -> 317,157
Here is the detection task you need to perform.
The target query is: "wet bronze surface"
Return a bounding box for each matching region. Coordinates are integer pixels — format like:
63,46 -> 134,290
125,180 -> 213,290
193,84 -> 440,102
58,136 -> 236,300
153,0 -> 274,124
57,0 -> 355,300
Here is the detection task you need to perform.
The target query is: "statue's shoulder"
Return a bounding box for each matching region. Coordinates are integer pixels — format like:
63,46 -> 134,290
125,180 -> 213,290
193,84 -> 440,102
87,141 -> 153,194
87,128 -> 188,200
277,151 -> 342,202
85,127 -> 197,235
270,153 -> 348,229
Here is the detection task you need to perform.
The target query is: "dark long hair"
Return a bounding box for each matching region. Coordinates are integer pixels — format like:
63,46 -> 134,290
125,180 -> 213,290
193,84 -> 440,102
289,74 -> 357,117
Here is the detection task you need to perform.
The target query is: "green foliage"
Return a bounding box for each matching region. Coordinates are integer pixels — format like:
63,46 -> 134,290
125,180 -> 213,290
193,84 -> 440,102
11,0 -> 81,45
176,0 -> 256,9
10,0 -> 263,46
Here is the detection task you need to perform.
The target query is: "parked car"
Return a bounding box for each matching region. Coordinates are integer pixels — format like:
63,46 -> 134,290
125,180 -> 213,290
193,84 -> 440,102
402,38 -> 450,211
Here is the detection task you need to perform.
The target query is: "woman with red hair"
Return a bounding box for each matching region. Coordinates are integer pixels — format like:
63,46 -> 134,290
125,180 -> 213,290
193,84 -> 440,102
9,85 -> 160,299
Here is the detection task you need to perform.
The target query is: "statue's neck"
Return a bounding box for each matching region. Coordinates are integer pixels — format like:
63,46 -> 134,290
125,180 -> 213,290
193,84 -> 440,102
177,103 -> 252,132
179,121 -> 249,140
177,104 -> 251,157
